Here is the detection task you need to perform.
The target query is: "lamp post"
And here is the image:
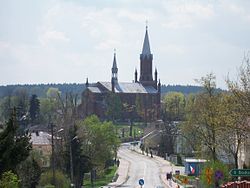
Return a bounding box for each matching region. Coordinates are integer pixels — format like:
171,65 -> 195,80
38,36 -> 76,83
50,122 -> 56,186
56,128 -> 76,187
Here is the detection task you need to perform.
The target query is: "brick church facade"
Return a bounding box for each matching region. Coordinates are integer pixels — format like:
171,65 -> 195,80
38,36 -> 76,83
79,27 -> 161,122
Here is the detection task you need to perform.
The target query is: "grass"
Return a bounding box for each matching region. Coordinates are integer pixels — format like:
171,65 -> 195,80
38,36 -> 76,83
83,166 -> 118,188
115,123 -> 144,138
173,174 -> 198,186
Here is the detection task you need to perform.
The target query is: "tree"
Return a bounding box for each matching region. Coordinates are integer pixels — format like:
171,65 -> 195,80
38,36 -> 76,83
223,54 -> 250,168
14,87 -> 29,121
38,170 -> 70,188
29,94 -> 40,124
0,109 -> 32,175
184,73 -> 223,161
46,88 -> 61,99
16,151 -> 41,188
227,53 -> 250,121
105,92 -> 122,121
163,92 -> 185,121
77,115 -> 120,179
216,93 -> 248,169
0,171 -> 20,188
180,94 -> 202,155
123,103 -> 136,136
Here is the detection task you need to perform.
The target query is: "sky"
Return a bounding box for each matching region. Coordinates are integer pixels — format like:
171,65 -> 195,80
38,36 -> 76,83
0,0 -> 249,89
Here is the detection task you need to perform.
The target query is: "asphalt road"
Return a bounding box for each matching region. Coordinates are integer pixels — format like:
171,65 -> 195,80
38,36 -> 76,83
118,144 -> 165,188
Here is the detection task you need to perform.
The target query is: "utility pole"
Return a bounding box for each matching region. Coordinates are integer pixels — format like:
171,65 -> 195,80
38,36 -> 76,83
50,122 -> 55,186
69,138 -> 74,186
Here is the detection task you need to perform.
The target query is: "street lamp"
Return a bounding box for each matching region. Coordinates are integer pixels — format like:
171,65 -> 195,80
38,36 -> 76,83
50,125 -> 65,187
49,122 -> 56,186
70,135 -> 78,187
56,128 -> 77,187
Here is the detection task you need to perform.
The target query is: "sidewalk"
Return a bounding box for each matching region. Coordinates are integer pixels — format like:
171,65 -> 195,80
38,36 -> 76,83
106,145 -> 185,188
153,155 -> 184,188
106,158 -> 130,187
133,146 -> 185,188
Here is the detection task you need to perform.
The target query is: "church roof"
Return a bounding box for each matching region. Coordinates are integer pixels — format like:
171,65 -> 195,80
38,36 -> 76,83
142,27 -> 151,55
88,86 -> 103,93
87,82 -> 157,94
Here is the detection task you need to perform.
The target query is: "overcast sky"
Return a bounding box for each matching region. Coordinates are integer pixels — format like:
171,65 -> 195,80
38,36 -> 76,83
0,0 -> 249,89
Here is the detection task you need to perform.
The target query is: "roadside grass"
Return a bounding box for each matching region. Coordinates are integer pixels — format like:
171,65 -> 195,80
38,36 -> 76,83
83,166 -> 117,188
115,123 -> 144,138
173,174 -> 197,187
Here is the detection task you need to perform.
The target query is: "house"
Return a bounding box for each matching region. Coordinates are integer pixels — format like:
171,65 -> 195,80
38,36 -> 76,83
30,131 -> 52,167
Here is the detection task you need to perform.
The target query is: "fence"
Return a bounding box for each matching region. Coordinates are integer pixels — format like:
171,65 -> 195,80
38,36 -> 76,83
220,181 -> 250,188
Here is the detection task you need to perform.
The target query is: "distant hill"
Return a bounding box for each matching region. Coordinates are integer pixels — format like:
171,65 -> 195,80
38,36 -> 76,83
0,83 -> 86,98
161,84 -> 203,95
0,83 -> 222,98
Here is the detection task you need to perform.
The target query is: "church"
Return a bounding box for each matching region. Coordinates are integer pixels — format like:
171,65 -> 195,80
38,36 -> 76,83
79,26 -> 161,122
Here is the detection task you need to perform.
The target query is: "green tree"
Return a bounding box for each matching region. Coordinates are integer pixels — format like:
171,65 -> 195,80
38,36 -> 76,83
0,171 -> 20,188
46,88 -> 61,99
0,110 -> 32,175
105,93 -> 122,121
77,115 -> 120,176
16,151 -> 41,188
163,92 -> 185,121
38,170 -> 70,188
180,94 -> 202,155
217,93 -> 248,169
29,94 -> 40,124
184,73 -> 223,161
14,88 -> 29,121
227,54 -> 250,122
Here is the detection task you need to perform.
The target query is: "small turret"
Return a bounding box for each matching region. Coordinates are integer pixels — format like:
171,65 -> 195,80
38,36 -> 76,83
154,68 -> 157,89
135,69 -> 138,82
111,77 -> 115,93
158,79 -> 161,93
85,77 -> 89,88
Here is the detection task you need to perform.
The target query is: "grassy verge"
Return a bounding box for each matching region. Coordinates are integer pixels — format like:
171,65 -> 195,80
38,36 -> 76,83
115,124 -> 144,138
83,166 -> 118,188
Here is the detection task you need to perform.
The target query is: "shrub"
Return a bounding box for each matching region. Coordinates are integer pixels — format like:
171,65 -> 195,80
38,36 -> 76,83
0,171 -> 20,188
200,160 -> 229,188
38,170 -> 70,188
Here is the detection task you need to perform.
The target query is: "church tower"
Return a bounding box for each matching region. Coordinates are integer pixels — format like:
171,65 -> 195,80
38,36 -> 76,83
139,25 -> 155,88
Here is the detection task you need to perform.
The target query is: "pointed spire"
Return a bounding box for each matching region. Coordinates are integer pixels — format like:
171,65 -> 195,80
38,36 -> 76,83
135,68 -> 138,82
85,77 -> 89,87
112,49 -> 118,73
158,79 -> 161,93
142,24 -> 151,55
155,68 -> 157,74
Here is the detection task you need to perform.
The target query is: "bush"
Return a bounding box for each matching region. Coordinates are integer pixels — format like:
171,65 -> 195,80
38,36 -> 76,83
38,170 -> 70,188
200,160 -> 229,188
0,171 -> 20,188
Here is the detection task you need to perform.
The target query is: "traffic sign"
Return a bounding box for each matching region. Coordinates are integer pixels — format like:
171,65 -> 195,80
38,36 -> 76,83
139,179 -> 144,186
229,169 -> 250,177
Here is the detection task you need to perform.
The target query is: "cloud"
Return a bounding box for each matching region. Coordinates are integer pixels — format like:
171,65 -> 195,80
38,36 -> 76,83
39,30 -> 70,46
162,2 -> 215,29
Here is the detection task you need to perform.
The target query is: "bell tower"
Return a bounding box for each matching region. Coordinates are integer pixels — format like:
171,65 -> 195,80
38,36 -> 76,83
139,25 -> 155,87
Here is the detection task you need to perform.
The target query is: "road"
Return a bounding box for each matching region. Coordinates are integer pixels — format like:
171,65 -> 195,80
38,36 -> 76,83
118,144 -> 166,188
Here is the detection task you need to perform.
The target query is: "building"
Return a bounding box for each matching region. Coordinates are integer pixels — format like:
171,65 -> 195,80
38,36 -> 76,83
79,26 -> 161,121
238,119 -> 250,168
30,131 -> 52,167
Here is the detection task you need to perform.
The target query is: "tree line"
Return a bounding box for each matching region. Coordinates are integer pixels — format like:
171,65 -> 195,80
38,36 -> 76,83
160,57 -> 250,172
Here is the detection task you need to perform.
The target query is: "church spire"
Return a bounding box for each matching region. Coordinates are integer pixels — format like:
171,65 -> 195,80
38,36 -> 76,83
111,49 -> 118,83
139,24 -> 154,86
141,24 -> 151,55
